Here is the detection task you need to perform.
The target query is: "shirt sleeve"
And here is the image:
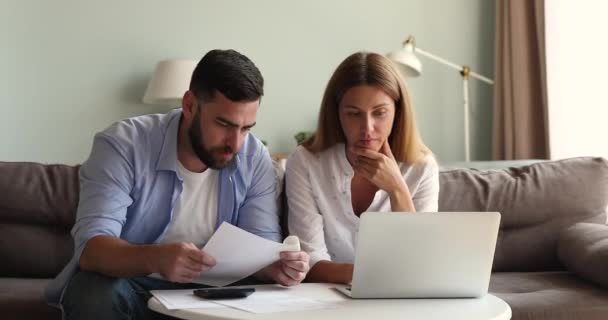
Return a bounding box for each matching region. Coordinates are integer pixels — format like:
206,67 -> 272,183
70,133 -> 134,266
236,145 -> 282,243
285,147 -> 331,267
411,155 -> 440,212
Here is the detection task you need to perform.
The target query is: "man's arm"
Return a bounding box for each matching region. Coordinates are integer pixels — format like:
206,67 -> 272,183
72,133 -> 134,275
75,134 -> 215,282
79,235 -> 155,277
80,235 -> 215,282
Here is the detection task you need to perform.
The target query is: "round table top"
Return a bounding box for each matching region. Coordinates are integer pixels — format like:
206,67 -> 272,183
148,283 -> 511,320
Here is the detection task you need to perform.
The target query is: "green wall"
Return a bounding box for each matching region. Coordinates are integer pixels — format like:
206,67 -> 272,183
0,0 -> 495,164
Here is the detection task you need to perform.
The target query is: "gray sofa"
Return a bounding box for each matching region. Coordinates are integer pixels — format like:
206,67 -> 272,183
1,157 -> 608,320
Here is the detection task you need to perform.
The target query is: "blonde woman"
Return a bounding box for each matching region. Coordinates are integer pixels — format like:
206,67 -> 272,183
285,52 -> 439,284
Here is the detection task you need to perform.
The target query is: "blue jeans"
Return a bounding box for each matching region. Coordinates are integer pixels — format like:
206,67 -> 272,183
62,271 -> 209,320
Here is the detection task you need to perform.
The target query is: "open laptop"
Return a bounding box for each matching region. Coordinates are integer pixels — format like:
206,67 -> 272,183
336,212 -> 500,299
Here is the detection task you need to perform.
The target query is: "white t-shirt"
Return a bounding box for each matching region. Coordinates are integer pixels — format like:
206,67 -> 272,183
158,161 -> 219,248
285,144 -> 439,267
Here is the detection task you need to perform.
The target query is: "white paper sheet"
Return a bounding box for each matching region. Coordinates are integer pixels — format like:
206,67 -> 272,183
209,291 -> 336,314
149,289 -> 227,310
196,222 -> 299,286
149,222 -> 299,286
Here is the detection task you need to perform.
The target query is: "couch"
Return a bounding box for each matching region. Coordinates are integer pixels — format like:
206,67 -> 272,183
1,157 -> 608,320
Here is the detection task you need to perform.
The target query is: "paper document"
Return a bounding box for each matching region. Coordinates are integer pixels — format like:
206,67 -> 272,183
209,291 -> 335,314
149,223 -> 299,286
196,222 -> 299,286
150,289 -> 227,310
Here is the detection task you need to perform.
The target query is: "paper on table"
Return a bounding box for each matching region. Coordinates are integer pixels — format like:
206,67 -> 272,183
195,222 -> 299,286
209,291 -> 336,314
150,289 -> 227,310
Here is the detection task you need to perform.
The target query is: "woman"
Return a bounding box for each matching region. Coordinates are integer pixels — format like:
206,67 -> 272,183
285,52 -> 439,284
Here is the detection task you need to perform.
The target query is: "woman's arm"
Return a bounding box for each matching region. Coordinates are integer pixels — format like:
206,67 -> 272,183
388,187 -> 416,212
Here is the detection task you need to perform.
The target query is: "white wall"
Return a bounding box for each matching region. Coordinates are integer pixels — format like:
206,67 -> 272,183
0,0 -> 495,164
546,0 -> 608,159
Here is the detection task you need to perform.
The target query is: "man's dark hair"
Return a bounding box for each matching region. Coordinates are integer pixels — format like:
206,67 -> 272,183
189,49 -> 264,102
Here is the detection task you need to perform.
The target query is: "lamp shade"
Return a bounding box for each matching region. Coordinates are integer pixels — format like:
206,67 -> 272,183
142,59 -> 198,105
388,43 -> 422,77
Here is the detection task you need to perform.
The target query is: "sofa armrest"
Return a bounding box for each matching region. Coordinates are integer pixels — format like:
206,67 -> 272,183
558,222 -> 608,288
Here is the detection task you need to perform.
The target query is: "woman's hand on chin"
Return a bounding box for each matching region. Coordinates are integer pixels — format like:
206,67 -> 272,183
351,140 -> 409,195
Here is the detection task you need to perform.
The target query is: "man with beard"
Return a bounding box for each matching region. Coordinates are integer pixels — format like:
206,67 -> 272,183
46,49 -> 310,320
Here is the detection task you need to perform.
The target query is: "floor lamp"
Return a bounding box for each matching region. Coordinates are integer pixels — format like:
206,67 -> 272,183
388,35 -> 494,162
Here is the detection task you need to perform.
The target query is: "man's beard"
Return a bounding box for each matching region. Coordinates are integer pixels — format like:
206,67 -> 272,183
188,114 -> 235,169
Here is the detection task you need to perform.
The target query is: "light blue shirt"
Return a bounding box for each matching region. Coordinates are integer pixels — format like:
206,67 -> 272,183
45,109 -> 281,305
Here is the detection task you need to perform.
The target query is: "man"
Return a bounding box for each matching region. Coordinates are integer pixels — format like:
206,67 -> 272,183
45,49 -> 310,319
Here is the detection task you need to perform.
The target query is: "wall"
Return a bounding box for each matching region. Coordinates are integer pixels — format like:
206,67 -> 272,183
0,0 -> 495,164
545,0 -> 608,159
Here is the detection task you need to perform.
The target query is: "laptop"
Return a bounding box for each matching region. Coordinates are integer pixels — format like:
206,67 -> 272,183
336,212 -> 500,299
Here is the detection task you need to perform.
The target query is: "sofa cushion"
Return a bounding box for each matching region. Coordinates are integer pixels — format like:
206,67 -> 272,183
0,162 -> 79,228
0,223 -> 73,277
558,223 -> 608,288
491,272 -> 608,320
0,162 -> 79,277
0,278 -> 60,320
439,157 -> 608,271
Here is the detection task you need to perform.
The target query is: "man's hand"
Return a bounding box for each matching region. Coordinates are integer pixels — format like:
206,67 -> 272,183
262,251 -> 310,286
351,140 -> 408,195
155,242 -> 216,283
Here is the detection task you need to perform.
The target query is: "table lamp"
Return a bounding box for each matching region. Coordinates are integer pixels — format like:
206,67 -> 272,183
142,59 -> 198,106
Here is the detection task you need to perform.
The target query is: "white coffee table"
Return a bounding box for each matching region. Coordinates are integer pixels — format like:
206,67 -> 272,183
148,283 -> 511,320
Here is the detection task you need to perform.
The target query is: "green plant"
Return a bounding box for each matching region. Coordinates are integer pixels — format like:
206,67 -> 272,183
294,131 -> 314,145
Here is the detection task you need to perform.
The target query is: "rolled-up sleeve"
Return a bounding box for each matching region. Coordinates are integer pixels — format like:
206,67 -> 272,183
285,149 -> 331,267
71,133 -> 134,266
